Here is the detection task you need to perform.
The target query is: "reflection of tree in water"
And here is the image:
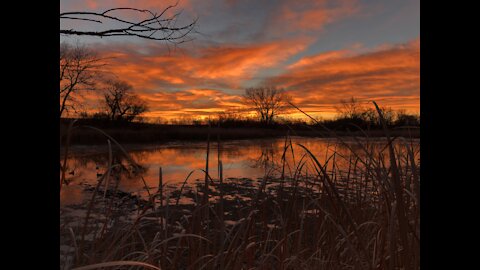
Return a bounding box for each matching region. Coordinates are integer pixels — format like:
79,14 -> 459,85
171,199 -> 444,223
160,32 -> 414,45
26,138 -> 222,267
66,150 -> 148,184
221,147 -> 243,160
70,153 -> 107,167
250,142 -> 277,171
127,150 -> 152,163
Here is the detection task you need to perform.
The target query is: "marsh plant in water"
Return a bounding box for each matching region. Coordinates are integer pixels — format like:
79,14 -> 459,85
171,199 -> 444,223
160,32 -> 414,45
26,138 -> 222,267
60,106 -> 420,270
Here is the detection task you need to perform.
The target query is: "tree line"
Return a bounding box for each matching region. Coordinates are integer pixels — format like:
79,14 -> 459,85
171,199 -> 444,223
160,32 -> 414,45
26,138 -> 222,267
330,97 -> 420,129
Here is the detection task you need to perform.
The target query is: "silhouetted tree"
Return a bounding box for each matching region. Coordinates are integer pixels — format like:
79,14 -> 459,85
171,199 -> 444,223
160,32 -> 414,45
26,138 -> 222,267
395,110 -> 420,126
60,42 -> 104,117
60,4 -> 197,44
103,80 -> 149,122
217,109 -> 244,125
359,107 -> 394,127
244,86 -> 290,125
335,97 -> 364,119
360,108 -> 378,126
379,106 -> 395,126
334,98 -> 401,129
92,112 -> 110,120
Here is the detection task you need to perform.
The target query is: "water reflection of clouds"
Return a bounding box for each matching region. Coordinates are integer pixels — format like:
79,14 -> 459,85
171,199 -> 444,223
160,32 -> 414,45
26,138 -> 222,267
61,137 -> 420,203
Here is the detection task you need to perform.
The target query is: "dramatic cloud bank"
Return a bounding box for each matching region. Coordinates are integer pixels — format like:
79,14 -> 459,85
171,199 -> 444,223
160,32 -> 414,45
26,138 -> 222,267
61,0 -> 419,120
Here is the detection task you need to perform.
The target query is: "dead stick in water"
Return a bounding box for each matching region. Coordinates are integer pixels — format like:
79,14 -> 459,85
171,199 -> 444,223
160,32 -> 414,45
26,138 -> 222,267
200,123 -> 211,259
158,167 -> 163,230
204,124 -> 211,207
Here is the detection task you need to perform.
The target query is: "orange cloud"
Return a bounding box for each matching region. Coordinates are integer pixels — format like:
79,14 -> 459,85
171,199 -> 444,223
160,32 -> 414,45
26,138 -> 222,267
136,89 -> 245,119
97,38 -> 309,92
265,39 -> 420,118
101,38 -> 310,119
64,39 -> 419,121
61,0 -> 419,122
66,87 -> 246,120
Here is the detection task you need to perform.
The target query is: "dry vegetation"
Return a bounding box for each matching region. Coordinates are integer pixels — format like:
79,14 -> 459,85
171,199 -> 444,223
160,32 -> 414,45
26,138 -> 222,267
60,104 -> 420,270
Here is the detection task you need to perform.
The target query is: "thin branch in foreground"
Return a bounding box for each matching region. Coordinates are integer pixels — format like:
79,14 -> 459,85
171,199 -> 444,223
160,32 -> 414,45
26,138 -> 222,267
60,6 -> 198,44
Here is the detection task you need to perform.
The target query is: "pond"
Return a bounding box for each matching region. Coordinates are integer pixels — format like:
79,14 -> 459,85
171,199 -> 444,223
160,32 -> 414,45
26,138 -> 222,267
60,136 -> 420,206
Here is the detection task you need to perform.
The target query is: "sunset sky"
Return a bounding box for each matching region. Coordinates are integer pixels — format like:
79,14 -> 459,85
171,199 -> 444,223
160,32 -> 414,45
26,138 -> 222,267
60,0 -> 419,121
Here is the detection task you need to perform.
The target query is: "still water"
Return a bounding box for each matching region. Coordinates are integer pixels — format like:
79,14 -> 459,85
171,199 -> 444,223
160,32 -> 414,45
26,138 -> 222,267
60,137 -> 419,205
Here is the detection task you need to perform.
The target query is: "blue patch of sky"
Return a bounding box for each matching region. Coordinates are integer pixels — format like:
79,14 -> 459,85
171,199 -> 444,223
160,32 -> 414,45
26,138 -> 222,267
288,0 -> 419,65
248,0 -> 419,87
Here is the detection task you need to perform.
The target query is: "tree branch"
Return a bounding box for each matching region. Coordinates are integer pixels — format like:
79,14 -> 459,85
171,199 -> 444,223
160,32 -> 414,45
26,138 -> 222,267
60,6 -> 198,43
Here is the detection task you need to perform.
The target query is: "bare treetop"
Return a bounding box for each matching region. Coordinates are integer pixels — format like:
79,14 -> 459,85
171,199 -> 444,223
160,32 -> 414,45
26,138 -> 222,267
244,86 -> 291,125
60,4 -> 198,44
102,79 -> 149,122
60,42 -> 106,117
335,97 -> 364,119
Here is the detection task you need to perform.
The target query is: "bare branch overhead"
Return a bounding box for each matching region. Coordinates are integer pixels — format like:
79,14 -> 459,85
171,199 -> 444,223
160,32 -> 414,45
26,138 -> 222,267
60,6 -> 198,44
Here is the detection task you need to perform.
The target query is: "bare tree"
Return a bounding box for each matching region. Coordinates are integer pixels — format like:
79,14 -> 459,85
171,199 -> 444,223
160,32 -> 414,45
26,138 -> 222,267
60,42 -> 104,117
103,80 -> 149,122
360,108 -> 378,125
244,86 -> 290,125
60,4 -> 197,44
395,110 -> 420,126
217,109 -> 243,124
379,106 -> 395,126
335,97 -> 364,119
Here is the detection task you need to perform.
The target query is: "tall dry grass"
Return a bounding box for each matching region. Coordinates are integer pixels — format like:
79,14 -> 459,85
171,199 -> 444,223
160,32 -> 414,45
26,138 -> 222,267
60,103 -> 420,270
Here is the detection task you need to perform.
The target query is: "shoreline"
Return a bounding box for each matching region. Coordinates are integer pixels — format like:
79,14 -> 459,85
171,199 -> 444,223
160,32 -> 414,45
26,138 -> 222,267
61,125 -> 420,146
